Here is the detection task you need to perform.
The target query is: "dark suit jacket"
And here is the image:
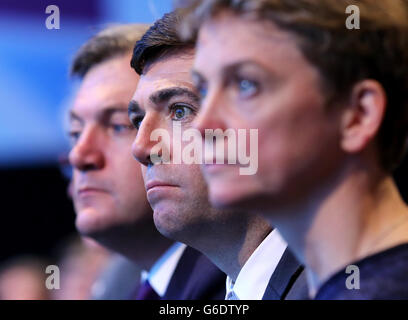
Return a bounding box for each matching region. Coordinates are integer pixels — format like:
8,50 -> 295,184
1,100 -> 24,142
162,246 -> 226,300
262,247 -> 309,300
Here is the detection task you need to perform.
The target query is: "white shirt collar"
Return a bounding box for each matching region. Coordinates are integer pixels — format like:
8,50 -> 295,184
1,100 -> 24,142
145,242 -> 187,297
225,229 -> 287,300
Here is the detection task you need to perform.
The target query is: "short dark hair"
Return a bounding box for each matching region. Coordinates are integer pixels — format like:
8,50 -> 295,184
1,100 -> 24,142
71,24 -> 150,78
179,0 -> 408,172
131,11 -> 195,75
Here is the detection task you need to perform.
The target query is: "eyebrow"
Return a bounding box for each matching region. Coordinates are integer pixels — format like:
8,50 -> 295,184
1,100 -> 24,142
149,87 -> 200,106
193,60 -> 268,81
69,106 -> 128,124
191,68 -> 204,80
223,60 -> 264,72
69,110 -> 84,124
191,69 -> 206,88
224,61 -> 274,83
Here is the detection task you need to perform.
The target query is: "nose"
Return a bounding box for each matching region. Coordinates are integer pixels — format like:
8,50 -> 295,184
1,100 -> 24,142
68,126 -> 105,171
193,87 -> 226,137
132,114 -> 166,167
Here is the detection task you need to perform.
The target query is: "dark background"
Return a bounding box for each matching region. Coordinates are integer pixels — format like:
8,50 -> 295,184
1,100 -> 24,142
395,155 -> 408,204
0,165 -> 76,263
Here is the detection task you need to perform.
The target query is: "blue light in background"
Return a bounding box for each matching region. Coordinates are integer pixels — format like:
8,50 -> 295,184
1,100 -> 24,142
0,0 -> 173,168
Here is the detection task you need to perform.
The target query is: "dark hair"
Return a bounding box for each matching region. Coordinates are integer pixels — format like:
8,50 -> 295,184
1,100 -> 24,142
131,11 -> 195,75
179,0 -> 408,172
71,24 -> 150,78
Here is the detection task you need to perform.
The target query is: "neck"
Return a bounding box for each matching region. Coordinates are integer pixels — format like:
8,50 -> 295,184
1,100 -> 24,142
90,218 -> 173,271
187,212 -> 272,281
266,161 -> 408,297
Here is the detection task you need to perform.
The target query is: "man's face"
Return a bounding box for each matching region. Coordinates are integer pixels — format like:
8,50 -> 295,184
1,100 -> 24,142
192,11 -> 344,211
129,51 -> 230,241
68,53 -> 150,236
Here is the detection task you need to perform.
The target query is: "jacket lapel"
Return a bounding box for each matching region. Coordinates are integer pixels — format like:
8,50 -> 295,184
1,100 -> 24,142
262,247 -> 308,300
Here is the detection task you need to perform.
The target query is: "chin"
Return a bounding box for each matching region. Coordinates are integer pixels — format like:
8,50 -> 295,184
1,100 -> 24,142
75,206 -> 113,237
152,203 -> 191,242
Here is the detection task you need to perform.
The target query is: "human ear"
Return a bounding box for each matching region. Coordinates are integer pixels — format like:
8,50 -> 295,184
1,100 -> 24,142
340,80 -> 386,154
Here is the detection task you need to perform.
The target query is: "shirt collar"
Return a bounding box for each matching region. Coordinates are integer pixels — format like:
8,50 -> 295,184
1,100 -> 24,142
225,229 -> 287,300
147,242 -> 187,297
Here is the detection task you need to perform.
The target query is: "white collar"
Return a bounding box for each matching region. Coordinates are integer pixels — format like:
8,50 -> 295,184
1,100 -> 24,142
145,242 -> 187,297
225,229 -> 287,300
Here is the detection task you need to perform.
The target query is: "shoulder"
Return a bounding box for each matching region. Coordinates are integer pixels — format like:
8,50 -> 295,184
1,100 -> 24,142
316,243 -> 408,300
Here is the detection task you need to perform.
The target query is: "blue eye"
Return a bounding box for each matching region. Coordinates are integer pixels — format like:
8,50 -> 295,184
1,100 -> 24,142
238,79 -> 258,98
175,108 -> 185,119
170,104 -> 194,121
192,73 -> 207,100
68,131 -> 81,145
199,86 -> 208,100
112,124 -> 133,133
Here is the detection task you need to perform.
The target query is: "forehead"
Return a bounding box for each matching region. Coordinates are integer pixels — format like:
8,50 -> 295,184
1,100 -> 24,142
132,51 -> 195,107
72,53 -> 139,115
195,10 -> 304,72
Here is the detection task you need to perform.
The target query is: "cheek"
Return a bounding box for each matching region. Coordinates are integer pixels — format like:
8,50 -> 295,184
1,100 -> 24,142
109,147 -> 144,191
204,168 -> 264,210
252,109 -> 296,177
256,107 -> 341,193
189,164 -> 206,181
71,170 -> 80,189
141,165 -> 148,182
119,161 -> 145,189
254,96 -> 322,168
175,163 -> 208,194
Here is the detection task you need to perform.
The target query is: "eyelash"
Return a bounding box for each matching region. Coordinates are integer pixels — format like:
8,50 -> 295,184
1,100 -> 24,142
129,102 -> 196,131
195,83 -> 208,101
68,131 -> 81,145
195,77 -> 260,102
169,103 -> 196,121
232,76 -> 260,99
110,124 -> 134,133
67,123 -> 133,144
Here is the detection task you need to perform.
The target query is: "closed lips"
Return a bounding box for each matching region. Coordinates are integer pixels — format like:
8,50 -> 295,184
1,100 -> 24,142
145,181 -> 178,191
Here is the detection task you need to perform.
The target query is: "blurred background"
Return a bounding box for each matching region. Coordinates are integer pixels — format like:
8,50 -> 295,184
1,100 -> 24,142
0,0 -> 407,300
0,0 -> 172,299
